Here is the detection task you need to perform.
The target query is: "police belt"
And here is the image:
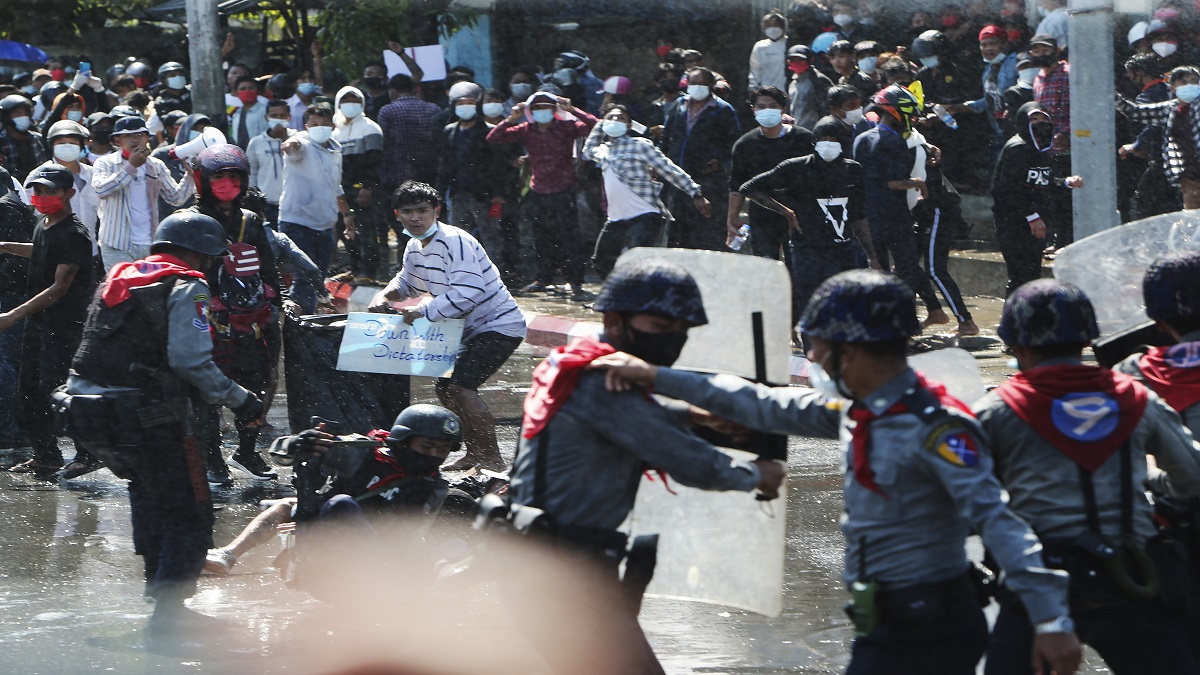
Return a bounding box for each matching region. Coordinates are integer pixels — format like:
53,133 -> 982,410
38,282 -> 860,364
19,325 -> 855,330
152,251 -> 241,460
879,572 -> 977,620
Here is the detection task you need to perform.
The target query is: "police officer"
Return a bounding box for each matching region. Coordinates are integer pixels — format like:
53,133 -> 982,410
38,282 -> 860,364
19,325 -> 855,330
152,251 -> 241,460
64,211 -> 263,638
504,258 -> 785,674
977,278 -> 1200,674
593,269 -> 1081,675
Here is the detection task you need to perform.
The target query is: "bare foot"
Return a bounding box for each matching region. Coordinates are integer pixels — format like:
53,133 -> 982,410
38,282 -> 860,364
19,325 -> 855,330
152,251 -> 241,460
956,320 -> 980,337
920,309 -> 951,330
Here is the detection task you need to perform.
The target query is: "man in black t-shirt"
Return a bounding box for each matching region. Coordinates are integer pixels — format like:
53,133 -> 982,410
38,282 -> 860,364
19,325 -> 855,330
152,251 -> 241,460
739,131 -> 879,331
0,164 -> 94,477
0,166 -> 37,454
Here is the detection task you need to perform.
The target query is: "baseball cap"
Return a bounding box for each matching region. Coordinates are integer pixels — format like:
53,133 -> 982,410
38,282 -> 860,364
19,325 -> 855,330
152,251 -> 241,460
1029,33 -> 1058,49
979,25 -> 1005,42
26,163 -> 75,190
111,116 -> 149,136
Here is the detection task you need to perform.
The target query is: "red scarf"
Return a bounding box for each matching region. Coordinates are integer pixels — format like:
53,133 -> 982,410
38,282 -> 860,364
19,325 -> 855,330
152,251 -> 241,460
995,365 -> 1148,473
1139,342 -> 1200,414
522,337 -> 617,439
850,373 -> 972,497
100,254 -> 207,307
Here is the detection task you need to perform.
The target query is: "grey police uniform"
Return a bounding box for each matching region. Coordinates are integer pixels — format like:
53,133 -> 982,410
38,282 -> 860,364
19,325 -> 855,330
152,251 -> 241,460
1115,335 -> 1200,434
652,366 -> 1070,624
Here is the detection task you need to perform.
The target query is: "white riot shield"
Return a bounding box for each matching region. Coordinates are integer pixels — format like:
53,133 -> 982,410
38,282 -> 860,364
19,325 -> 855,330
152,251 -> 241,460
910,348 -> 986,405
1053,211 -> 1200,336
614,249 -> 791,617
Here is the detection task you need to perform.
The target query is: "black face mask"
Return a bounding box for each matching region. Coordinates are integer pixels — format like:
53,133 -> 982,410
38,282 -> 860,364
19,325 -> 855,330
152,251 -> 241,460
389,442 -> 444,476
623,324 -> 689,367
91,129 -> 111,145
1030,121 -> 1053,151
1029,54 -> 1055,68
363,77 -> 387,90
659,78 -> 681,93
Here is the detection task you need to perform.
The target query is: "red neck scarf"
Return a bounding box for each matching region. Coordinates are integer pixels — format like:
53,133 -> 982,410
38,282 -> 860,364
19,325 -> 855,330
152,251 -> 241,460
995,365 -> 1148,473
849,373 -> 972,497
522,337 -> 617,439
100,253 -> 207,307
1139,342 -> 1200,414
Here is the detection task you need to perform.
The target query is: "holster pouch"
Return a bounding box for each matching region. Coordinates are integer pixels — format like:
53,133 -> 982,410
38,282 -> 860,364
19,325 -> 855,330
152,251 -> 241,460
62,392 -> 143,480
1044,533 -> 1162,609
845,580 -> 883,637
1145,532 -> 1193,617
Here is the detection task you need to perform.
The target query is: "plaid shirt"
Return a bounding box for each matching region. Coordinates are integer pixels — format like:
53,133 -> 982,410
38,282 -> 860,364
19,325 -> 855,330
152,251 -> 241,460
582,125 -> 701,220
377,96 -> 442,187
1116,96 -> 1200,186
0,128 -> 48,181
1033,61 -> 1071,138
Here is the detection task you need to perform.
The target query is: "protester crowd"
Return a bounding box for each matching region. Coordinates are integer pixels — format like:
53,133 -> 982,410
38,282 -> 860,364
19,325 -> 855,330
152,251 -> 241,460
3,1 -> 1200,672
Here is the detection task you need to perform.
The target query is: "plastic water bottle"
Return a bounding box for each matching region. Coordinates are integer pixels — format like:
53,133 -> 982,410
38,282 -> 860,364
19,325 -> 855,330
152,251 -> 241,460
729,223 -> 751,251
933,104 -> 958,130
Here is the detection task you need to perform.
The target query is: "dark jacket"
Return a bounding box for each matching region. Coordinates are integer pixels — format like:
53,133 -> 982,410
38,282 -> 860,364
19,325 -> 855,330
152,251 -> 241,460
990,102 -> 1069,225
658,96 -> 742,178
436,120 -> 504,200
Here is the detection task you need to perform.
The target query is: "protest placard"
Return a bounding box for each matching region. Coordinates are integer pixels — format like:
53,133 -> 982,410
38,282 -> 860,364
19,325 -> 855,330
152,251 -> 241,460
383,45 -> 447,82
336,312 -> 464,377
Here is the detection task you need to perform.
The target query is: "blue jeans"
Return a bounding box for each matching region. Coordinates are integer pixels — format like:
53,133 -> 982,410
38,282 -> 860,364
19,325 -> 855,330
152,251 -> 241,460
0,291 -> 27,447
280,222 -> 336,278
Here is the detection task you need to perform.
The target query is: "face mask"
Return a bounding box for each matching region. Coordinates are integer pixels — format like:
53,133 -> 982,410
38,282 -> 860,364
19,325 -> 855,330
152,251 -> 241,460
341,102 -> 364,119
31,195 -> 65,215
209,176 -> 243,202
454,104 -> 477,120
844,106 -> 865,125
50,69 -> 66,81
22,86 -> 36,95
656,44 -> 674,59
1176,84 -> 1200,103
1153,42 -> 1178,58
388,443 -> 445,476
687,84 -> 711,101
532,109 -> 555,125
307,125 -> 333,143
92,129 -> 110,145
659,78 -> 680,93
363,76 -> 387,90
858,56 -> 877,74
53,144 -> 82,163
510,83 -> 533,100
167,75 -> 187,90
134,77 -> 150,89
402,221 -> 439,241
833,13 -> 854,27
11,116 -> 31,132
1030,54 -> 1055,68
920,56 -> 940,69
815,140 -> 843,161
764,26 -> 785,40
188,129 -> 202,142
623,325 -> 688,367
237,90 -> 259,106
297,82 -> 318,96
1030,121 -> 1054,151
66,110 -> 83,122
267,117 -> 289,128
789,61 -> 811,76
602,119 -> 628,137
942,15 -> 962,28
482,102 -> 505,117
806,357 -> 846,399
754,108 -> 783,128
1018,68 -> 1039,85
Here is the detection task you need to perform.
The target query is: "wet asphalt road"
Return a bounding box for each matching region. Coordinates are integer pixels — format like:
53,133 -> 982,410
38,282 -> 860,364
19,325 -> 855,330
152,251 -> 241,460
1,334 -> 1114,674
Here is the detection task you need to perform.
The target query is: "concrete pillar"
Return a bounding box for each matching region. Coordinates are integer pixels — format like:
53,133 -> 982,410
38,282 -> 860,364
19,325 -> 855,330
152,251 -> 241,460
1069,0 -> 1119,239
186,0 -> 224,121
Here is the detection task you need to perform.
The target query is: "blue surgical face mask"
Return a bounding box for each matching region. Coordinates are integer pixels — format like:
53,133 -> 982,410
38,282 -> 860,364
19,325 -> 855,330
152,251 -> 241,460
455,104 -> 477,120
22,85 -> 36,95
66,110 -> 83,122
807,358 -> 846,400
858,56 -> 878,74
482,102 -> 505,117
754,107 -> 783,128
306,124 -> 333,143
188,130 -> 201,142
403,221 -> 439,241
167,75 -> 187,90
297,82 -> 318,96
1176,83 -> 1200,103
687,84 -> 711,101
602,119 -> 628,137
510,83 -> 533,100
340,102 -> 363,119
532,109 -> 555,125
920,56 -> 940,69
11,116 -> 31,132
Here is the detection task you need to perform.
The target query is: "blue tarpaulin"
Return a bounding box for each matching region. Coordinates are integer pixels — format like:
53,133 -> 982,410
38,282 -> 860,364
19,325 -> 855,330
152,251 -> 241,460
0,39 -> 48,65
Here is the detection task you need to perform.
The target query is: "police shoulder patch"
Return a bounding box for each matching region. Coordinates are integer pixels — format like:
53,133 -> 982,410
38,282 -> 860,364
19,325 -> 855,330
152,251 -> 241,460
924,420 -> 980,468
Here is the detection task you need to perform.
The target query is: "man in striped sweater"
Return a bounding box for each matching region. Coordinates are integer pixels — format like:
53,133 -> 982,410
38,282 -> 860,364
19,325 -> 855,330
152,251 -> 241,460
369,181 -> 526,472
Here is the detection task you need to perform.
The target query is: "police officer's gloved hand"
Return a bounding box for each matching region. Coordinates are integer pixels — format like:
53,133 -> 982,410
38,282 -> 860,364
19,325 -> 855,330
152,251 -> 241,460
293,426 -> 336,456
232,392 -> 264,426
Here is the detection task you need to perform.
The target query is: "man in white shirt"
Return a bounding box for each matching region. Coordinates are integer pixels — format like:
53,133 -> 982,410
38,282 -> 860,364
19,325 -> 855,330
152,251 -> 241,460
369,181 -> 526,472
1035,0 -> 1069,50
247,99 -> 294,226
279,102 -> 352,277
748,10 -> 789,93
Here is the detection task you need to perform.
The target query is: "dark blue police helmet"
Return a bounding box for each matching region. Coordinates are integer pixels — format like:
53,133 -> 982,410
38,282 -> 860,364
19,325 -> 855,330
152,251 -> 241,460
1144,251 -> 1200,330
998,278 -> 1100,347
594,257 -> 708,327
800,269 -> 919,343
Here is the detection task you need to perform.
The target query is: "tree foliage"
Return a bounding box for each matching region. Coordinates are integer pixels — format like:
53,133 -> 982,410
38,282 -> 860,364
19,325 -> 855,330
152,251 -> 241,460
316,0 -> 476,78
0,0 -> 159,43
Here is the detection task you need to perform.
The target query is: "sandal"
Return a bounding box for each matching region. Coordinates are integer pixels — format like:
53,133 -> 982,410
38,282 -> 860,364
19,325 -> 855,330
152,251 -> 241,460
203,549 -> 238,576
61,459 -> 103,480
8,459 -> 61,475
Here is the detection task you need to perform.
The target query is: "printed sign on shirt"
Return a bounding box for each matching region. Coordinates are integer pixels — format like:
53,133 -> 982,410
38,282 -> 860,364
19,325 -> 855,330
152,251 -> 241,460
337,311 -> 464,377
383,46 -> 447,82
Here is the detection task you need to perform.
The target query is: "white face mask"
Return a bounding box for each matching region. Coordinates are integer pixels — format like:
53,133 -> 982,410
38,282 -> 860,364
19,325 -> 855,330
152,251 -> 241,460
482,102 -> 505,117
807,358 -> 846,400
340,102 -> 363,119
306,125 -> 333,143
764,26 -> 784,40
858,56 -> 877,74
920,56 -> 940,69
455,104 -> 477,120
1153,42 -> 1178,58
167,75 -> 187,90
601,119 -> 628,137
844,107 -> 865,125
754,108 -> 783,128
687,84 -> 711,101
1018,68 -> 1039,85
267,117 -> 289,129
53,143 -> 82,163
403,221 -> 439,241
1175,83 -> 1200,103
11,116 -> 31,132
815,140 -> 843,161
833,13 -> 854,27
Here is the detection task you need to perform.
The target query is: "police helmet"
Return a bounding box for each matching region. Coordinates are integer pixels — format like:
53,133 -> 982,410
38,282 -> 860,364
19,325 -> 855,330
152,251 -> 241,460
389,404 -> 463,451
912,30 -> 950,58
1144,251 -> 1200,330
800,270 -> 920,343
594,258 -> 708,327
12,72 -> 31,88
195,144 -> 248,175
0,94 -> 33,114
998,279 -> 1100,347
104,63 -> 125,85
157,61 -> 185,78
108,104 -> 139,119
39,81 -> 68,110
47,120 -> 90,141
556,50 -> 590,72
126,61 -> 152,80
151,211 -> 229,257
